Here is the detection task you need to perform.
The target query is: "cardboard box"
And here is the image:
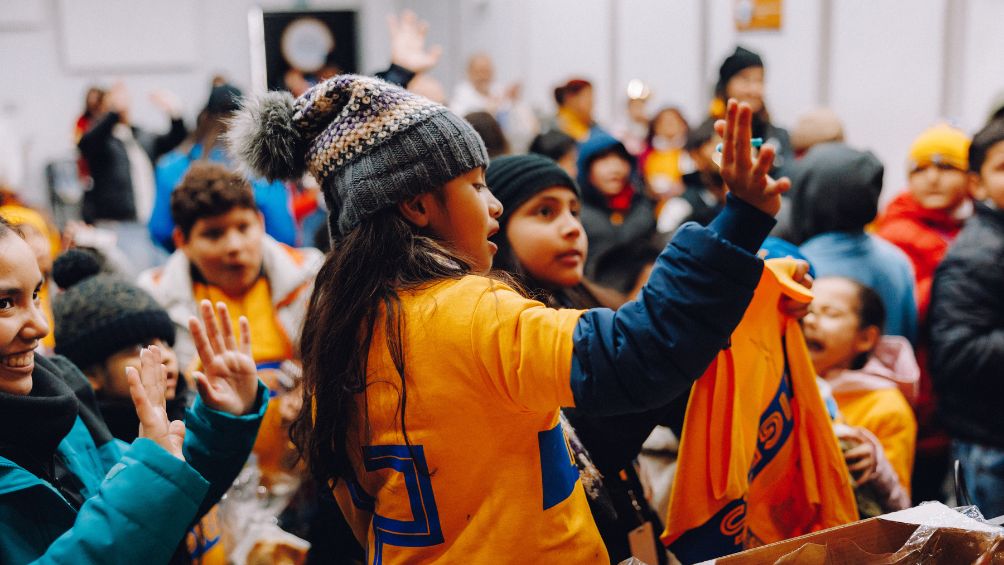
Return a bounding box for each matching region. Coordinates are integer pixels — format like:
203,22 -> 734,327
699,502 -> 1004,564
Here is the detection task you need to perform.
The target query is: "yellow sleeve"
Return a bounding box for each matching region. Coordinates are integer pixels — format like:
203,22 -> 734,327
866,390 -> 918,494
469,281 -> 584,413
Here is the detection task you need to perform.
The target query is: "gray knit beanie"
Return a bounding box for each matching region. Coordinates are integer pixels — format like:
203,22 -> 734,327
52,249 -> 175,369
227,74 -> 489,239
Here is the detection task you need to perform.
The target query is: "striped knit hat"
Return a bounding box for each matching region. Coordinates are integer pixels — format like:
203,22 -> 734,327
228,74 -> 488,239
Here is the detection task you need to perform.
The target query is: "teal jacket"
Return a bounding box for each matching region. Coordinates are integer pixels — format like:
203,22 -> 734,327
0,356 -> 267,564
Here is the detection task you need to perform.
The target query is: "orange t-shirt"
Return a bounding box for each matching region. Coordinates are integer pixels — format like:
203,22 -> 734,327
333,276 -> 606,564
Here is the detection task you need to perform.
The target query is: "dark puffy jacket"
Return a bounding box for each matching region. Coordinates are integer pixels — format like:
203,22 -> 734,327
576,133 -> 656,282
929,203 -> 1004,446
77,111 -> 187,222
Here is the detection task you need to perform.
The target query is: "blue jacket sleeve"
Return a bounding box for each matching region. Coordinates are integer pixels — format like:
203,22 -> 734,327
32,439 -> 209,565
254,179 -> 298,247
570,195 -> 774,415
182,383 -> 268,517
149,163 -> 179,251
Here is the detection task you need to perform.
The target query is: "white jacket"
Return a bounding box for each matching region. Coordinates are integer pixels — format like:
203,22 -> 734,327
137,236 -> 323,369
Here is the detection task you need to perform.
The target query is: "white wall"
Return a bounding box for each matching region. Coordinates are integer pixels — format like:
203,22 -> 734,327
3,0 -> 1004,211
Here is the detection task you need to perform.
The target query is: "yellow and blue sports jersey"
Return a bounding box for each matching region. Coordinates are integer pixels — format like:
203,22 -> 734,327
662,259 -> 858,564
332,275 -> 607,564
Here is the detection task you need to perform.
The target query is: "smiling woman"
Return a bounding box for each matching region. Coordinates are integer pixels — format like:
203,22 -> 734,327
0,216 -> 267,563
0,218 -> 48,396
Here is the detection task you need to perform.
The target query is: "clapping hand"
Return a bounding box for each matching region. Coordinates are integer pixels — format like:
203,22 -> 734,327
188,300 -> 259,416
714,99 -> 791,216
387,10 -> 442,74
127,346 -> 186,460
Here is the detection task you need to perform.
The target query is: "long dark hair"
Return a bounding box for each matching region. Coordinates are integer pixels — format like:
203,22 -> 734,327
291,206 -> 471,485
841,277 -> 886,370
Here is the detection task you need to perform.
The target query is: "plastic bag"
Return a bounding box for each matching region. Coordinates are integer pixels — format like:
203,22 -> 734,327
218,457 -> 310,564
770,503 -> 1004,564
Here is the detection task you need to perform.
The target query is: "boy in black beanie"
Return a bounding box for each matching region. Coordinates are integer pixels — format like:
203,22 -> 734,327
51,248 -> 230,564
52,249 -> 187,442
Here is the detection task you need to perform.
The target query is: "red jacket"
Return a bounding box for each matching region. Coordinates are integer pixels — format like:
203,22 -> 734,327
876,191 -> 967,456
876,191 -> 965,321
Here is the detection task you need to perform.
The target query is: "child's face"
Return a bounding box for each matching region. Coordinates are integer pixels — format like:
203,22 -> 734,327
424,168 -> 503,274
908,163 -> 970,211
177,208 -> 265,296
588,153 -> 632,197
801,277 -> 878,377
566,86 -> 594,119
506,187 -> 587,289
653,110 -> 686,140
0,234 -> 49,395
93,338 -> 179,401
725,67 -> 765,114
972,140 -> 1004,209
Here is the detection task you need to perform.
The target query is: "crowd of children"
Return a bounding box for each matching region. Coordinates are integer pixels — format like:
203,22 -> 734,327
3,9 -> 1004,564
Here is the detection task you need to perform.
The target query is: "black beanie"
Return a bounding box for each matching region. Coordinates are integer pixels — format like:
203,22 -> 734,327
205,83 -> 243,115
486,154 -> 581,228
716,46 -> 764,96
52,249 -> 176,369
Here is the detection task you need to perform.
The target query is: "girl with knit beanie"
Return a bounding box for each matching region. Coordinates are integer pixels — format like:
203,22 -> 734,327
230,68 -> 788,561
0,218 -> 267,563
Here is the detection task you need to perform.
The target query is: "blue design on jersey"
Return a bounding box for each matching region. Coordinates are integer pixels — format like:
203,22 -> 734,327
188,533 -> 221,558
537,422 -> 579,510
669,498 -> 747,563
345,476 -> 376,512
362,444 -> 444,564
747,354 -> 795,482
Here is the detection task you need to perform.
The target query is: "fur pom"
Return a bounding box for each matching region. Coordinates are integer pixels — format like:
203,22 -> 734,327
227,90 -> 307,181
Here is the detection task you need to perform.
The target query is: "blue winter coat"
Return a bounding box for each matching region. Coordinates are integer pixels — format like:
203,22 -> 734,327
570,194 -> 775,414
0,357 -> 267,564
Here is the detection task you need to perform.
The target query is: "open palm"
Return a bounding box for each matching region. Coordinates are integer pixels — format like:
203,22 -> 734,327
127,346 -> 185,460
188,300 -> 259,416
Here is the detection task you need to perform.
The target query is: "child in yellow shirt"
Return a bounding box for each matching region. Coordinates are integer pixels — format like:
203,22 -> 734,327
232,71 -> 788,564
803,276 -> 919,513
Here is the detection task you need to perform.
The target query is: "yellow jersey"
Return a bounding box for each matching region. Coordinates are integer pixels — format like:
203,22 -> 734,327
333,276 -> 607,564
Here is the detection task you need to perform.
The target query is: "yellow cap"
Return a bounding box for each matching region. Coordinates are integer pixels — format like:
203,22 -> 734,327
908,123 -> 970,172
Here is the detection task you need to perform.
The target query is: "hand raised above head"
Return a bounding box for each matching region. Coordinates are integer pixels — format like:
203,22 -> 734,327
127,346 -> 186,460
188,300 -> 259,416
714,99 -> 791,216
387,9 -> 442,75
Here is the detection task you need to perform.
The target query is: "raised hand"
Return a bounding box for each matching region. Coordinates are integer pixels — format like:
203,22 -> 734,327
149,89 -> 182,118
714,98 -> 791,216
188,300 -> 259,416
127,346 -> 186,460
387,10 -> 442,74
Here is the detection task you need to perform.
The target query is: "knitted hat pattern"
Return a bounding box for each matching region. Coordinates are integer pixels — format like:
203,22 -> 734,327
229,74 -> 488,239
52,249 -> 175,369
